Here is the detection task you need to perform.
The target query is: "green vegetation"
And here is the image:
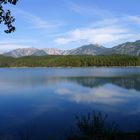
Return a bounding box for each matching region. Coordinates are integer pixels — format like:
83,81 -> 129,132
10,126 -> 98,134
67,111 -> 140,140
0,0 -> 18,33
0,54 -> 140,67
67,111 -> 117,140
0,111 -> 140,140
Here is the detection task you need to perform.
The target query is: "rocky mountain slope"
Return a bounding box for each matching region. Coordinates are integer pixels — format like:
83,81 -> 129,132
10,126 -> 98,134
42,48 -> 63,55
66,44 -> 106,55
111,40 -> 140,56
4,48 -> 46,58
1,40 -> 140,57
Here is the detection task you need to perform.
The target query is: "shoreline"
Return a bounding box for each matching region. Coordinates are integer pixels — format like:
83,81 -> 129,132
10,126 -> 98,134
0,66 -> 140,69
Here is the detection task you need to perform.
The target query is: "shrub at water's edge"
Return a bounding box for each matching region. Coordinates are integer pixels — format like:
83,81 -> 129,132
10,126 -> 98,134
67,111 -> 119,140
0,111 -> 140,140
67,111 -> 140,140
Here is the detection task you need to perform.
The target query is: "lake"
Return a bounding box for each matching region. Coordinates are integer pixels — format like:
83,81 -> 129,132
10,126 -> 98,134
0,67 -> 140,140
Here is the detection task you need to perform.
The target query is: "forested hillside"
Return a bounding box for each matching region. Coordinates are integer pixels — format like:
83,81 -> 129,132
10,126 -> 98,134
0,55 -> 140,67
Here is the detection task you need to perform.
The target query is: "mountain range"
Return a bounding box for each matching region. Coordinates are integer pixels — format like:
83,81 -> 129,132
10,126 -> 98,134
1,40 -> 140,58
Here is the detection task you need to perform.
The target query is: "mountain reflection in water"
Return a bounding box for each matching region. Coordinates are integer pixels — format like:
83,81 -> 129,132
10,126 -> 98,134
0,68 -> 139,140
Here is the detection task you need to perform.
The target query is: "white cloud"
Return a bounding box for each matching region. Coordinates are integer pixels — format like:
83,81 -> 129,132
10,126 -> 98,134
70,2 -> 111,18
0,44 -> 33,52
126,15 -> 140,25
0,39 -> 37,45
15,9 -> 61,30
0,38 -> 38,51
55,26 -> 130,45
54,15 -> 140,46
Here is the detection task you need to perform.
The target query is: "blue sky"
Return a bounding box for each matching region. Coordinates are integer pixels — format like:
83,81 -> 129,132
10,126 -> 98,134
0,0 -> 140,51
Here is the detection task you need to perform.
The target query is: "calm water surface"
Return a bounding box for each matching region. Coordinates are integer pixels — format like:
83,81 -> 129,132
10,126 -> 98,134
0,68 -> 140,140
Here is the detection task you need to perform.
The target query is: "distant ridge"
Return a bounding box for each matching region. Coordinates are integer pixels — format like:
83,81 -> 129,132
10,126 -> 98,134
4,48 -> 46,58
1,40 -> 140,57
107,40 -> 140,56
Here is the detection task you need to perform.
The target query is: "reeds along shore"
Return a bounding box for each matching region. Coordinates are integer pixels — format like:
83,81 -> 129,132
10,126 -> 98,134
67,111 -> 140,140
0,111 -> 140,140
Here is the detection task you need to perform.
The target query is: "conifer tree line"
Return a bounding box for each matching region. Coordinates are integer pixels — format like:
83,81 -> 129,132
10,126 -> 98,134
0,55 -> 139,67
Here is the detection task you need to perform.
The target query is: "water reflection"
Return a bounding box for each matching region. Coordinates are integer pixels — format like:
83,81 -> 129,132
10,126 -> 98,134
0,75 -> 140,90
0,68 -> 139,139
